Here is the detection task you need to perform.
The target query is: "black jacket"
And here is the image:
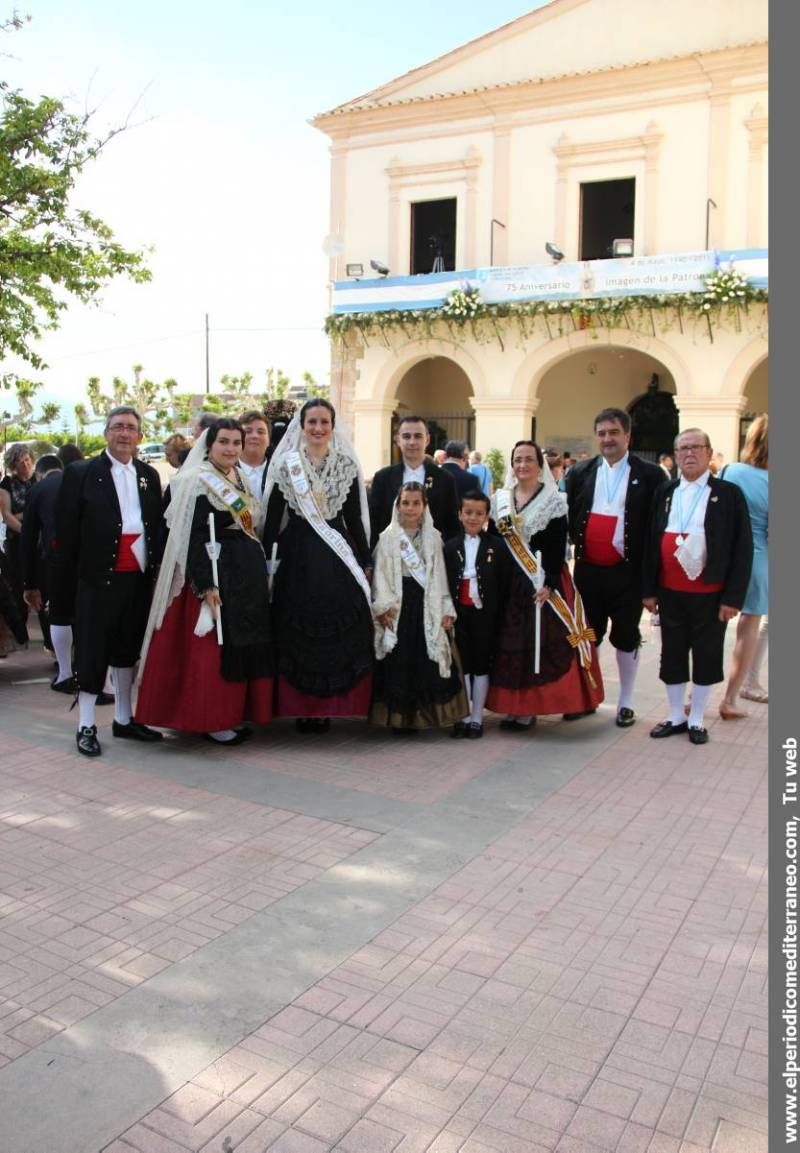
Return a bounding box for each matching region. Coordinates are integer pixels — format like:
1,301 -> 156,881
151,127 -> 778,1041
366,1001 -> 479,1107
368,460 -> 459,549
642,475 -> 753,608
443,530 -> 507,613
566,453 -> 664,576
441,461 -> 478,502
21,470 -> 62,587
55,453 -> 164,601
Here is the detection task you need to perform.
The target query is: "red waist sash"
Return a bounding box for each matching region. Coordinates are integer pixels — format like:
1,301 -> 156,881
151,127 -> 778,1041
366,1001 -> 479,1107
115,533 -> 143,573
584,513 -> 623,566
459,578 -> 475,607
660,533 -> 722,593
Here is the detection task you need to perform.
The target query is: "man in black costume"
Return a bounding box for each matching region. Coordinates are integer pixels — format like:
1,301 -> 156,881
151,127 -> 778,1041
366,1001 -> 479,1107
369,416 -> 459,548
56,406 -> 165,756
566,407 -> 664,727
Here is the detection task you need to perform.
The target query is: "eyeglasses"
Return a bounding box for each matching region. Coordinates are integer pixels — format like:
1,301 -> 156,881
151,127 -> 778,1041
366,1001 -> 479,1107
107,423 -> 139,433
675,444 -> 709,454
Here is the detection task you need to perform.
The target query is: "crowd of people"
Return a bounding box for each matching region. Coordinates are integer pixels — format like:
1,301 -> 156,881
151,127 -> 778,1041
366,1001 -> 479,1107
0,400 -> 768,756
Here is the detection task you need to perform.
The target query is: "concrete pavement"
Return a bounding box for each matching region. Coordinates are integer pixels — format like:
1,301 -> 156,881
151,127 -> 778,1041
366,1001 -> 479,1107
0,627 -> 767,1153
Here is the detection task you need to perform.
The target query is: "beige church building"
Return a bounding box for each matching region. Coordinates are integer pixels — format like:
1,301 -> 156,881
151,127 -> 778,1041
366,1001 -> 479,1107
313,0 -> 768,477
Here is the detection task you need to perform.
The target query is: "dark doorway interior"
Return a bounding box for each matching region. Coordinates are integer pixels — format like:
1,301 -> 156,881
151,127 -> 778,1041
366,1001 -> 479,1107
411,198 -> 457,274
580,178 -> 635,261
628,375 -> 679,460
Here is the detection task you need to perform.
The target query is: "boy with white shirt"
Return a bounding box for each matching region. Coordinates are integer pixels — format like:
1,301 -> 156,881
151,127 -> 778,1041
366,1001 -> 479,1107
444,490 -> 506,738
642,428 -> 753,745
566,407 -> 664,727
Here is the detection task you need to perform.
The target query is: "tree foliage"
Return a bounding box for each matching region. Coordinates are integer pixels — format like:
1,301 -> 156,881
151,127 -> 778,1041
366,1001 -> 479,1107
0,16 -> 151,380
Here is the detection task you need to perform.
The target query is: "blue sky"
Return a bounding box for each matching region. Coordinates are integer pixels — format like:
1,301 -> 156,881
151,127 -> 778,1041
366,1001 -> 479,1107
4,0 -> 550,422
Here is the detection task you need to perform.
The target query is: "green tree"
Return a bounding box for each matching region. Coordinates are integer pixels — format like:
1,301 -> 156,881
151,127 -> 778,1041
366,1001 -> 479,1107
485,447 -> 506,491
0,16 -> 151,383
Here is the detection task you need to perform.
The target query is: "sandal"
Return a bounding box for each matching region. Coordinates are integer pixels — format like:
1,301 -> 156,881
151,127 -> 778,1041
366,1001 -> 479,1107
740,686 -> 768,704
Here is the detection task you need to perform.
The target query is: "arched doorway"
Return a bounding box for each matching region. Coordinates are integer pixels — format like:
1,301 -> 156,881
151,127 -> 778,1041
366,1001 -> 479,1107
739,357 -> 768,452
392,356 -> 474,458
533,347 -> 676,457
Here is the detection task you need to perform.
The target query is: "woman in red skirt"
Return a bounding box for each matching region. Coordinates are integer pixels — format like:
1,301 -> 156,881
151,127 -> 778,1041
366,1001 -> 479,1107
487,441 -> 603,730
136,419 -> 273,745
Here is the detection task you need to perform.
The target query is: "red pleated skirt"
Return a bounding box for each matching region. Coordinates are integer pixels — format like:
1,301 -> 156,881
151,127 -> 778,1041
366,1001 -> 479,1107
135,586 -> 273,733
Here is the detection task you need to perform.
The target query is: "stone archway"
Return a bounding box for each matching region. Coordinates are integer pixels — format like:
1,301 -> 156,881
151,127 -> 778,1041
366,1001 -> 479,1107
742,356 -> 768,415
530,345 -> 677,458
393,356 -> 475,455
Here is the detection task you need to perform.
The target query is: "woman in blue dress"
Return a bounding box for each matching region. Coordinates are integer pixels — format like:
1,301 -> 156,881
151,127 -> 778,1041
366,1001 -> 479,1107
719,413 -> 768,718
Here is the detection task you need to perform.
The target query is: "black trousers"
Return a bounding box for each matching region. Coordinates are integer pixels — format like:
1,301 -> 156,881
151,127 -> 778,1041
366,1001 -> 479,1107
657,586 -> 727,686
74,573 -> 150,694
454,605 -> 495,676
573,560 -> 643,652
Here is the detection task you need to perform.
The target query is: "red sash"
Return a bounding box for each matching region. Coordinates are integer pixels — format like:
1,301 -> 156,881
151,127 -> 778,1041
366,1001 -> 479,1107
115,533 -> 142,573
458,578 -> 475,607
584,513 -> 623,566
660,533 -> 722,593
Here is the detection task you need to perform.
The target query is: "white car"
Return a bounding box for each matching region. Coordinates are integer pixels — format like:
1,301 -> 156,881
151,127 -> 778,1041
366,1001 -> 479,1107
139,443 -> 166,462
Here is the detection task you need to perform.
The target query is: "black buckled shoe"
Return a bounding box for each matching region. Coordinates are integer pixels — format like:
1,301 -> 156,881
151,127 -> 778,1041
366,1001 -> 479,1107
112,720 -> 163,742
76,725 -> 101,757
649,720 -> 688,739
466,723 -> 484,739
688,726 -> 709,745
450,721 -> 470,739
51,675 -> 76,695
499,717 -> 536,731
616,707 -> 636,728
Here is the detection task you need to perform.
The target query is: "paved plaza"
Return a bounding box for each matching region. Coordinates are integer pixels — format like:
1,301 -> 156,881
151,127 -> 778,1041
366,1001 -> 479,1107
0,628 -> 767,1153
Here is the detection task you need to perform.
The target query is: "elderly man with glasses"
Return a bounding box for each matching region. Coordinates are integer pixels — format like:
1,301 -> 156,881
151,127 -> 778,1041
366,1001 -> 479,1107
642,427 -> 753,745
56,406 -> 165,757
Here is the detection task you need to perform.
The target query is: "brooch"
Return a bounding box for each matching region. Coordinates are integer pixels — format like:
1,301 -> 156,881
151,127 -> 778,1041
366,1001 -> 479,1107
631,478 -> 639,485
425,476 -> 433,489
710,496 -> 719,503
139,477 -> 148,491
487,551 -> 494,563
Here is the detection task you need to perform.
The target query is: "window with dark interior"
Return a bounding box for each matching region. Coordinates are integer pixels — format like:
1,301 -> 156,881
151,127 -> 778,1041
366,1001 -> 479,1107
579,178 -> 635,260
411,198 -> 457,274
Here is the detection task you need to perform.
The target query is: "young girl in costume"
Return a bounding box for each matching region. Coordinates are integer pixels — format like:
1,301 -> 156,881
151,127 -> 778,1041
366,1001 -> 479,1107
371,482 -> 468,732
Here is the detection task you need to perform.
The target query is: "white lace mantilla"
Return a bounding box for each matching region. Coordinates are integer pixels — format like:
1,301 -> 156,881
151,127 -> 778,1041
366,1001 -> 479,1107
491,482 -> 566,541
274,445 -> 358,521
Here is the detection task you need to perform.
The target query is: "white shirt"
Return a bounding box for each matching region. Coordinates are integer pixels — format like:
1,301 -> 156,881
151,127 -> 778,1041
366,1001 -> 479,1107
106,451 -> 146,571
666,470 -> 712,535
463,534 -> 483,608
591,452 -> 630,558
402,463 -> 426,484
238,458 -> 267,498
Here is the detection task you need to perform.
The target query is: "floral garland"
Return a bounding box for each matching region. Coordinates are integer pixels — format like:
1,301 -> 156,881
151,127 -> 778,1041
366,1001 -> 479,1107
325,271 -> 767,347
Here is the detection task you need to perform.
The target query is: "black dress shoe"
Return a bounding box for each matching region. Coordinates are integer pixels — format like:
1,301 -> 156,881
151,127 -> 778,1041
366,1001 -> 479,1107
76,725 -> 101,757
650,720 -> 688,739
688,726 -> 709,745
616,707 -> 636,728
203,730 -> 249,746
563,709 -> 597,721
51,675 -> 76,695
95,691 -> 115,706
112,720 -> 163,742
295,718 -> 312,733
450,721 -> 469,739
466,722 -> 484,739
499,717 -> 536,731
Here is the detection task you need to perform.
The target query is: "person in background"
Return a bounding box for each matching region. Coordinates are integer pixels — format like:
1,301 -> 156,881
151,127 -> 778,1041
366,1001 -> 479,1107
0,444 -> 37,627
192,411 -> 220,439
369,415 -> 459,548
164,434 -> 192,469
717,414 -> 768,718
642,428 -> 752,746
566,408 -> 664,728
21,455 -> 62,659
237,410 -> 271,498
545,450 -> 565,491
441,440 -> 475,502
658,452 -> 675,480
57,443 -> 84,468
468,450 -> 493,497
432,449 -> 447,465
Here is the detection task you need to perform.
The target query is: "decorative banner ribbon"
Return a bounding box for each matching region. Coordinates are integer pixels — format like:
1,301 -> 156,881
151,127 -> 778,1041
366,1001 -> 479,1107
284,452 -> 372,605
201,470 -> 261,542
495,490 -> 597,687
397,529 -> 427,588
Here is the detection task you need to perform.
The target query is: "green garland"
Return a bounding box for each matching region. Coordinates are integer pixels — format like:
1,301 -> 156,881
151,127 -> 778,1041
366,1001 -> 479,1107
325,283 -> 768,347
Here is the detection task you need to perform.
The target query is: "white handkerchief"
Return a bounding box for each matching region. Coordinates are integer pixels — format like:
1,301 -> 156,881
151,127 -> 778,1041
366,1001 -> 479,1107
194,601 -> 216,637
675,533 -> 707,581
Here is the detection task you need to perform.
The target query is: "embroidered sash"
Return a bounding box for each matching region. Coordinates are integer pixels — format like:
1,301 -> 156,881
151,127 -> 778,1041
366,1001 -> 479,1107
284,451 -> 372,605
200,470 -> 261,542
398,529 -> 427,588
494,490 -> 597,686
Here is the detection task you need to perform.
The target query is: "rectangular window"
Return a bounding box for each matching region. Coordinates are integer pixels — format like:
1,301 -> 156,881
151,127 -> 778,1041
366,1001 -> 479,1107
410,198 -> 457,274
579,178 -> 635,260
